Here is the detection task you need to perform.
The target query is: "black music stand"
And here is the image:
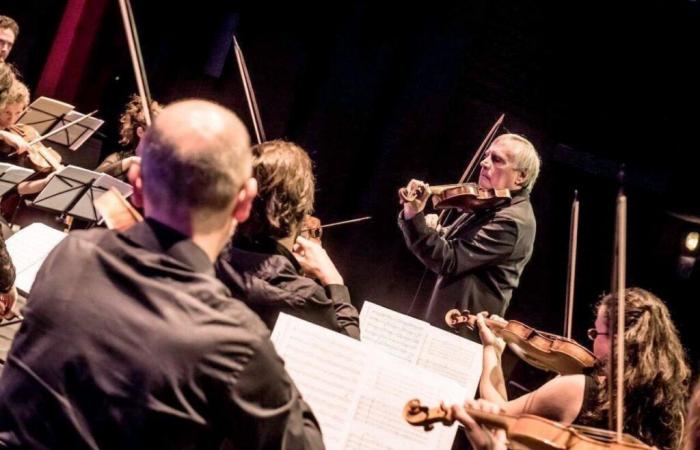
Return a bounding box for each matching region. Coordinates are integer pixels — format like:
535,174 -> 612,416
0,163 -> 35,197
17,96 -> 74,136
30,165 -> 132,223
46,110 -> 104,151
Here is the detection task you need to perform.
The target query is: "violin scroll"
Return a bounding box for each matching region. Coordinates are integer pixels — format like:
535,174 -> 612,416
403,399 -> 454,431
300,215 -> 322,243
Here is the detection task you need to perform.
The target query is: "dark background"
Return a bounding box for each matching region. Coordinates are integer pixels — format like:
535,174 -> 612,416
5,0 -> 700,384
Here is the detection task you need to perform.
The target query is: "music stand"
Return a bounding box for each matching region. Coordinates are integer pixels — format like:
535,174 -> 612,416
45,110 -> 105,151
30,165 -> 133,223
17,96 -> 74,135
0,163 -> 35,197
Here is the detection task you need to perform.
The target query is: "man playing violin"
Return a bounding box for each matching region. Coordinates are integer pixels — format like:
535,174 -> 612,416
398,133 -> 540,332
216,139 -> 360,339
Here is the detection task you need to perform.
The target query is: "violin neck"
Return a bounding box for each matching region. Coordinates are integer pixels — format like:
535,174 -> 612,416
464,407 -> 514,430
38,147 -> 62,172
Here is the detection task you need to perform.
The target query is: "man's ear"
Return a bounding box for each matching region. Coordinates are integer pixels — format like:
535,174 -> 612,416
127,159 -> 144,208
232,177 -> 258,224
136,126 -> 145,139
515,169 -> 527,188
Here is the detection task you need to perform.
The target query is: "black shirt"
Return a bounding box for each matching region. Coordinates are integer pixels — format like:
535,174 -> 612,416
398,189 -> 536,330
0,219 -> 324,450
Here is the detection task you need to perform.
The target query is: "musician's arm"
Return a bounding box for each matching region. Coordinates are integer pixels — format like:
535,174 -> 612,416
399,212 -> 517,276
17,173 -> 54,196
502,375 -> 586,425
0,130 -> 31,155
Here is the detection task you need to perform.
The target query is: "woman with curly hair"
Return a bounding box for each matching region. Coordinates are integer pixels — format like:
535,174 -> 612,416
95,94 -> 162,179
477,287 -> 691,450
216,139 -> 360,338
684,380 -> 700,450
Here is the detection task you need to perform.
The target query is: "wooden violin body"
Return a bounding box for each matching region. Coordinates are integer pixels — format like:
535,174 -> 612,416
8,123 -> 63,172
399,182 -> 511,213
404,399 -> 655,450
445,309 -> 596,375
93,187 -> 143,231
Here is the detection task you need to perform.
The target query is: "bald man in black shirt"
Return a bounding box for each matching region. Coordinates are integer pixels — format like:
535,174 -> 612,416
0,100 -> 324,450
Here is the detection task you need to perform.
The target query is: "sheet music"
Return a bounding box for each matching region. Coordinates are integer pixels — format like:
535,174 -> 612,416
359,301 -> 428,363
0,163 -> 35,196
360,301 -> 482,394
94,173 -> 133,197
271,314 -> 467,450
18,96 -> 74,135
5,223 -> 67,295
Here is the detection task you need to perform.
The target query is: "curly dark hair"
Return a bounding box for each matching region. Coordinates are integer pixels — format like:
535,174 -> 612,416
579,287 -> 691,450
0,62 -> 17,109
119,94 -> 162,149
684,379 -> 700,450
238,140 -> 315,240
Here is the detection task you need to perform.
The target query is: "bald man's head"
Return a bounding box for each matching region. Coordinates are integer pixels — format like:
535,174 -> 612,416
138,99 -> 252,219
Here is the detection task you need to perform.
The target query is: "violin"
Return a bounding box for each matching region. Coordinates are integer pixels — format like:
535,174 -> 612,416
94,187 -> 143,231
403,399 -> 655,450
398,181 -> 511,213
445,309 -> 596,375
300,215 -> 322,243
299,215 -> 372,244
7,123 -> 64,172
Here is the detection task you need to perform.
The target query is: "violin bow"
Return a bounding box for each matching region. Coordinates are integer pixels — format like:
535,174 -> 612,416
118,0 -> 154,127
233,35 -> 266,145
563,190 -> 580,339
608,167 -> 627,439
437,113 -> 504,227
26,110 -> 98,146
300,216 -> 372,233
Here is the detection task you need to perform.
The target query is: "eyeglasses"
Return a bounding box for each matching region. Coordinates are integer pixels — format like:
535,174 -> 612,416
587,328 -> 609,341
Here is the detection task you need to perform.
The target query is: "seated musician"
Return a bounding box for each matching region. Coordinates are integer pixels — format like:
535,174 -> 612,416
216,139 -> 360,338
477,287 -> 690,450
95,94 -> 162,180
0,80 -> 57,195
0,62 -> 17,314
0,100 -> 324,449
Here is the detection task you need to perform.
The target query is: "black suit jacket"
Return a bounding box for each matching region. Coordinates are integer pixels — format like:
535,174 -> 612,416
399,189 -> 536,329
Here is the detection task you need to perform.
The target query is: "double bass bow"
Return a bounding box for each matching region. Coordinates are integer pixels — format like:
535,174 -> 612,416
445,309 -> 596,375
95,0 -> 152,231
234,36 -> 369,244
403,399 -> 656,450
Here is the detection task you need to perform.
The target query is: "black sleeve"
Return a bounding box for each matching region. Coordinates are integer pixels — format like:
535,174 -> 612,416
211,334 -> 325,450
324,284 -> 360,340
398,211 -> 518,276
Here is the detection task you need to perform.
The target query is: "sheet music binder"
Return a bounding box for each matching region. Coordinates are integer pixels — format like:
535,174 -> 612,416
17,96 -> 74,135
0,163 -> 35,197
30,165 -> 133,222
